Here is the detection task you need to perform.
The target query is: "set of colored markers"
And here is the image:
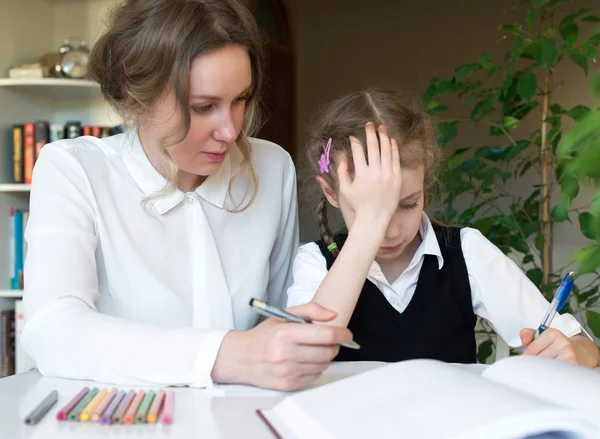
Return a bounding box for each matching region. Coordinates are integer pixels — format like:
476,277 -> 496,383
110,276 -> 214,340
24,387 -> 174,426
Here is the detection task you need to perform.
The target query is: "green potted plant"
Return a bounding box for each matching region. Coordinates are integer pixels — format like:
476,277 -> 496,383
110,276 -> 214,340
422,0 -> 600,362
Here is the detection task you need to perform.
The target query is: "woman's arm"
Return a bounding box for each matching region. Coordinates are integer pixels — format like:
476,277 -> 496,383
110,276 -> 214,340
22,144 -> 225,386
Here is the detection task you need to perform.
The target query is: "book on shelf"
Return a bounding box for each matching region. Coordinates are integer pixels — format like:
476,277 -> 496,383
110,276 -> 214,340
257,355 -> 600,439
1,308 -> 15,377
9,122 -> 125,185
9,208 -> 28,290
14,300 -> 34,374
0,300 -> 34,378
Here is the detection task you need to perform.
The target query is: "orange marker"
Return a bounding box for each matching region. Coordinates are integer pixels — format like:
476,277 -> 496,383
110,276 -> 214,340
123,390 -> 145,424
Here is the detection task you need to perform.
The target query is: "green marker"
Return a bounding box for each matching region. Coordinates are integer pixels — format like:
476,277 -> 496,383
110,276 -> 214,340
69,387 -> 99,421
135,390 -> 155,423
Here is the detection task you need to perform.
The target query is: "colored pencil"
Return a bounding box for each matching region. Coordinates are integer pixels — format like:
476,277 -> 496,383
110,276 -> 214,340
91,387 -> 117,422
112,390 -> 135,424
69,387 -> 99,421
162,389 -> 174,425
24,390 -> 58,425
123,390 -> 145,424
56,387 -> 89,421
135,390 -> 155,423
101,390 -> 126,425
146,390 -> 165,423
80,388 -> 107,421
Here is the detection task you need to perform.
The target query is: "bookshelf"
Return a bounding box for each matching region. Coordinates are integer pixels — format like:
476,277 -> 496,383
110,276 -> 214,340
0,185 -> 31,193
0,291 -> 23,299
0,78 -> 101,99
0,0 -> 119,376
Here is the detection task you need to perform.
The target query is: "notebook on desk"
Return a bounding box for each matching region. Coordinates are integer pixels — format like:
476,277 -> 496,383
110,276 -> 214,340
257,355 -> 600,439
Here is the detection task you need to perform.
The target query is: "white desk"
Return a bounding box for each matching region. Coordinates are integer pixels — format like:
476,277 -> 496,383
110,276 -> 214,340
0,362 -> 387,439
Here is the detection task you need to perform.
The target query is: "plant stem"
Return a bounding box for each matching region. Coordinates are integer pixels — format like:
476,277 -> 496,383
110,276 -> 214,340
541,72 -> 553,285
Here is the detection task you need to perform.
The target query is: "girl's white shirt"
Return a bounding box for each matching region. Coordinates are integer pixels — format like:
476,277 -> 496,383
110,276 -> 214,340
288,214 -> 587,349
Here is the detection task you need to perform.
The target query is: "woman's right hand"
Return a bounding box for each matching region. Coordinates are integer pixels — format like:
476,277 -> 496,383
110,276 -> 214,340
211,303 -> 353,391
338,122 -> 402,226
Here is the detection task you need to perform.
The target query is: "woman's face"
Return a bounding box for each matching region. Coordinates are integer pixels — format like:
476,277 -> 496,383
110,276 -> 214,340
141,44 -> 253,189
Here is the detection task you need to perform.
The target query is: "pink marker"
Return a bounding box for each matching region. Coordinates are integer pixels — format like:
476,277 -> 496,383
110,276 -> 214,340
162,390 -> 174,425
56,387 -> 89,421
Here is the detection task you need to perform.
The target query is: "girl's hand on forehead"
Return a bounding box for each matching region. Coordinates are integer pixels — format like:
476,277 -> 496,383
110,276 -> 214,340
337,122 -> 402,224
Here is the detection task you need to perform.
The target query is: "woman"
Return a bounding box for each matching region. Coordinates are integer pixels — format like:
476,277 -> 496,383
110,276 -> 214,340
22,0 -> 351,391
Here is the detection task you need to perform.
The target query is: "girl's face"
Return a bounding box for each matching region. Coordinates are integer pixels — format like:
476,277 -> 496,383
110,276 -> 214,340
140,44 -> 252,189
322,164 -> 425,263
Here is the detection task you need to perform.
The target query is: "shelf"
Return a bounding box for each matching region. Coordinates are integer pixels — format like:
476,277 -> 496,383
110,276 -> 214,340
0,184 -> 31,193
0,78 -> 101,99
0,290 -> 23,299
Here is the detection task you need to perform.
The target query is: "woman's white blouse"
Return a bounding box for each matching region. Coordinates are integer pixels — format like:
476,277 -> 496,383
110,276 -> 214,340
288,214 -> 587,349
22,130 -> 298,387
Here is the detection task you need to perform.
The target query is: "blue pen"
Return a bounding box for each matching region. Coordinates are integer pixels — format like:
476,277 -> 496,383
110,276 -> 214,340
534,271 -> 575,339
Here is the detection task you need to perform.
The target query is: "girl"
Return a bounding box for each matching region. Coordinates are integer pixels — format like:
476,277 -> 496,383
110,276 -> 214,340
21,0 -> 351,391
288,88 -> 599,367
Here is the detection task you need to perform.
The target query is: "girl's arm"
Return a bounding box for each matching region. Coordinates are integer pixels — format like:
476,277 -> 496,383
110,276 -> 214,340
310,123 -> 402,328
462,227 -> 599,368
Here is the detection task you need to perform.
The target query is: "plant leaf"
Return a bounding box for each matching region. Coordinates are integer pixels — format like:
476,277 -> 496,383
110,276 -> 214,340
517,73 -> 537,100
560,176 -> 580,200
548,0 -> 574,8
523,254 -> 534,264
533,0 -> 548,6
586,311 -> 600,339
535,233 -> 544,251
579,212 -> 598,240
588,33 -> 600,45
526,8 -> 536,28
453,64 -> 480,83
502,116 -> 521,133
592,73 -> 600,97
458,205 -> 482,224
582,15 -> 600,23
471,97 -> 497,120
535,37 -> 558,67
477,339 -> 494,364
509,235 -> 529,254
500,23 -> 523,36
559,21 -> 579,44
436,121 -> 458,148
567,105 -> 592,121
551,204 -> 569,222
570,51 -> 589,76
527,268 -> 544,287
571,245 -> 600,275
479,52 -> 493,70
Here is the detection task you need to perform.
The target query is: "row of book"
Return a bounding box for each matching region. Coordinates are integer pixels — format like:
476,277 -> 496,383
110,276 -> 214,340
9,208 -> 28,290
11,122 -> 124,184
1,300 -> 33,377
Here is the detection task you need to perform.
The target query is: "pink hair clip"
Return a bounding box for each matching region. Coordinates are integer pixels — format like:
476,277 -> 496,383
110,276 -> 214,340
318,138 -> 332,173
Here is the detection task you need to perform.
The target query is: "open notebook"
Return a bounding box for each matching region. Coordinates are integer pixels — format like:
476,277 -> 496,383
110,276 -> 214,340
257,355 -> 600,439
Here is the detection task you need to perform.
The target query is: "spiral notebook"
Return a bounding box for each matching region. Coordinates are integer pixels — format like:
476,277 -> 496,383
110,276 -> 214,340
257,355 -> 600,439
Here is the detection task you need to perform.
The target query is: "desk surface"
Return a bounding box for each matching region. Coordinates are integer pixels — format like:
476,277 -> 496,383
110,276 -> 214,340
0,362 -> 393,439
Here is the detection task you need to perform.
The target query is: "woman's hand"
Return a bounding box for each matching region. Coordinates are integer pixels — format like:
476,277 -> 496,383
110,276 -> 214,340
212,303 -> 353,391
520,328 -> 600,368
338,122 -> 402,227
